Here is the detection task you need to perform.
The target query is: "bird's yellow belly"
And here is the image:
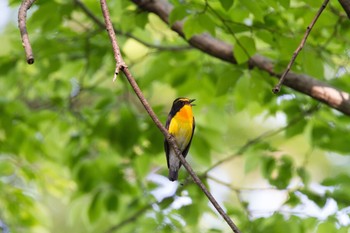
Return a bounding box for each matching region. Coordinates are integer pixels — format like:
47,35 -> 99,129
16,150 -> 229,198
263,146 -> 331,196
169,118 -> 193,151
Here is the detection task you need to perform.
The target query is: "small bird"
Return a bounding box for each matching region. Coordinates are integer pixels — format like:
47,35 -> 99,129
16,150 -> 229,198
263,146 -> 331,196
164,97 -> 195,181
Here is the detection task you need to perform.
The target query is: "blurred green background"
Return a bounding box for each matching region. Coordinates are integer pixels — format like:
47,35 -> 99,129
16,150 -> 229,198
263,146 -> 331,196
1,0 -> 350,232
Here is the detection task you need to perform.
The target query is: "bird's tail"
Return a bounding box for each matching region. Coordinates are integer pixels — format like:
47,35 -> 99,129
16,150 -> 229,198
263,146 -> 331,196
168,169 -> 178,182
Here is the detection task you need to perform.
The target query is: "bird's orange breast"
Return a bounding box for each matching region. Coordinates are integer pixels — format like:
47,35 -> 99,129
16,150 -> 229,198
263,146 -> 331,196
175,105 -> 193,121
168,105 -> 194,150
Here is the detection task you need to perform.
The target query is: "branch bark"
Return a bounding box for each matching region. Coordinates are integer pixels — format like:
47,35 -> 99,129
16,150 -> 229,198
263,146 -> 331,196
99,0 -> 241,232
100,0 -> 127,81
339,0 -> 350,18
18,0 -> 36,64
131,0 -> 350,116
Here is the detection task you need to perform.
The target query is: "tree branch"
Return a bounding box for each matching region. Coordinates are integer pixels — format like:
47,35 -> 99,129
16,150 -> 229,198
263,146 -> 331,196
339,0 -> 350,18
99,0 -> 241,232
273,0 -> 330,93
131,0 -> 350,116
18,0 -> 35,64
100,0 -> 127,82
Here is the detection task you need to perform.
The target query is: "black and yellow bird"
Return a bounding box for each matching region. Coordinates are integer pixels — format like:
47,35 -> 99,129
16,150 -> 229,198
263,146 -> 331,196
164,98 -> 195,181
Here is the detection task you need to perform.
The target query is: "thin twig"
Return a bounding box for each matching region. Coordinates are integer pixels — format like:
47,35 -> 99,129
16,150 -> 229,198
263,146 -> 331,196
99,0 -> 127,81
18,0 -> 36,64
99,1 -> 241,232
272,0 -> 330,93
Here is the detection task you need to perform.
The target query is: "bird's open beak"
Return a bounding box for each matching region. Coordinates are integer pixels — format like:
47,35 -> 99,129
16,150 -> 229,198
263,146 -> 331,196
190,99 -> 196,106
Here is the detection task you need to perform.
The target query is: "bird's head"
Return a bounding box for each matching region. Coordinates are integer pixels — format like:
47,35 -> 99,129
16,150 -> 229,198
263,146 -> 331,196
173,97 -> 195,107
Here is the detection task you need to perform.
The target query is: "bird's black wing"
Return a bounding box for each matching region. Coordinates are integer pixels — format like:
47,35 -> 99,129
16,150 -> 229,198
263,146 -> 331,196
164,113 -> 172,168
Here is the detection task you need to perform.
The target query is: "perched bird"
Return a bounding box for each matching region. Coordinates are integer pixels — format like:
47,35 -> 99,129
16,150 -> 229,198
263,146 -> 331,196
164,97 -> 195,181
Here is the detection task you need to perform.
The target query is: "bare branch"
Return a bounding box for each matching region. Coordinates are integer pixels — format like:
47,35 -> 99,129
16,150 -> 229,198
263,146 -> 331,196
339,0 -> 350,18
99,0 -> 241,232
18,0 -> 36,64
273,0 -> 330,93
131,0 -> 350,116
99,0 -> 127,81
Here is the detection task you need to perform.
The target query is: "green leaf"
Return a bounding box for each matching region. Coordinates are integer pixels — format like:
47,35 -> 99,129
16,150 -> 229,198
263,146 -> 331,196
300,189 -> 327,207
88,190 -> 103,222
240,1 -> 264,22
183,14 -> 216,39
245,153 -> 262,173
322,174 -> 350,208
233,75 -> 249,111
158,196 -> 175,209
109,106 -> 141,154
134,155 -> 151,179
256,30 -> 275,45
191,133 -> 211,166
327,186 -> 350,208
311,123 -> 350,153
322,173 -> 350,186
276,36 -> 300,62
0,158 -> 15,176
233,36 -> 256,64
215,67 -> 242,96
297,167 -> 311,185
274,156 -> 293,189
263,0 -> 279,10
169,5 -> 188,26
261,156 -> 276,179
134,12 -> 149,29
262,155 -> 293,189
285,192 -> 301,207
316,222 -> 337,233
219,0 -> 234,11
285,118 -> 307,138
105,191 -> 119,212
301,49 -> 324,78
276,0 -> 290,8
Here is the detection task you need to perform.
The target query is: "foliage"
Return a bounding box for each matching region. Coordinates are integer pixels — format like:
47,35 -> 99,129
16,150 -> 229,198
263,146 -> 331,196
1,0 -> 350,232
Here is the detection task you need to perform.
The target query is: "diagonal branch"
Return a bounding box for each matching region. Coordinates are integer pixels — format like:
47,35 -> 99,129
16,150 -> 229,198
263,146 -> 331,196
18,0 -> 36,64
273,0 -> 330,93
99,0 -> 241,232
131,0 -> 350,116
100,0 -> 127,81
338,0 -> 350,18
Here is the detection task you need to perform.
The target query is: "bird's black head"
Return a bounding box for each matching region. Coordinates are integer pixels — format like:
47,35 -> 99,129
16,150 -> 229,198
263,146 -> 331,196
170,97 -> 195,115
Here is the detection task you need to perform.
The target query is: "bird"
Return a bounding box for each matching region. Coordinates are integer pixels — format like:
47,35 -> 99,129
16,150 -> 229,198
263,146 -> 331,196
164,97 -> 195,181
